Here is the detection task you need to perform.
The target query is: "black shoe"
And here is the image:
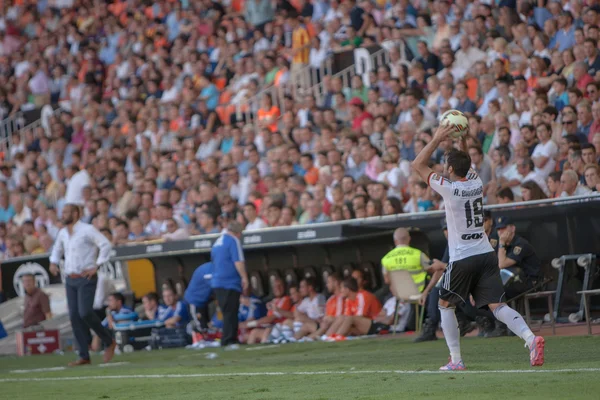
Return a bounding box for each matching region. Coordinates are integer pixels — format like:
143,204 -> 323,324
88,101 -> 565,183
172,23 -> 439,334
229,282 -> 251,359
476,316 -> 495,337
459,320 -> 478,337
413,319 -> 438,343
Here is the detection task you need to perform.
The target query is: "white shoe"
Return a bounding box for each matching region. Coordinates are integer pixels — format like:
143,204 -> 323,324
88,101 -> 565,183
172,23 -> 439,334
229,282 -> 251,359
225,344 -> 240,351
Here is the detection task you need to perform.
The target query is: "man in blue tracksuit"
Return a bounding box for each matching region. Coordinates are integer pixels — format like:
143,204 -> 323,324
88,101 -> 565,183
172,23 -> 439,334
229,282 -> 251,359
184,262 -> 214,331
211,221 -> 248,347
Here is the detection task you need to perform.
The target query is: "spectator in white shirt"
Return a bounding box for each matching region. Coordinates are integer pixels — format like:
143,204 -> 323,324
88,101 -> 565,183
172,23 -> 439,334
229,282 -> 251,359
291,277 -> 326,340
309,36 -> 329,69
531,122 -> 558,179
11,194 -> 32,227
455,35 -> 486,75
65,164 -> 91,206
560,170 -> 592,197
162,218 -> 190,241
243,203 -> 267,231
476,74 -> 499,116
516,157 -> 549,196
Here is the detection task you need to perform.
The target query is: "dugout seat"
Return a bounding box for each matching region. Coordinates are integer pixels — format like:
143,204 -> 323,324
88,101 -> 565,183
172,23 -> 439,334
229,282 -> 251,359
283,268 -> 299,288
267,270 -> 283,297
340,263 -> 355,279
319,265 -> 336,296
301,266 -> 320,291
249,270 -> 266,298
359,261 -> 379,291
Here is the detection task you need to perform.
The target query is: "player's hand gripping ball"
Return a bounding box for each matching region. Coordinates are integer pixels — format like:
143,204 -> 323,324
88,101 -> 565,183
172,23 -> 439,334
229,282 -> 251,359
440,110 -> 469,139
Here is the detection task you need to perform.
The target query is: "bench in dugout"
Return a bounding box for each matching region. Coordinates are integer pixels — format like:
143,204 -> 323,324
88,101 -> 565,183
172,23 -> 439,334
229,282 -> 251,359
114,320 -> 166,352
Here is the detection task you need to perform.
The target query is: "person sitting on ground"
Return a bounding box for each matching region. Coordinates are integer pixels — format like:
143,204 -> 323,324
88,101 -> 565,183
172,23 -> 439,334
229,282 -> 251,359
92,292 -> 135,351
309,274 -> 344,340
158,287 -> 190,328
246,277 -> 293,344
324,277 -> 381,339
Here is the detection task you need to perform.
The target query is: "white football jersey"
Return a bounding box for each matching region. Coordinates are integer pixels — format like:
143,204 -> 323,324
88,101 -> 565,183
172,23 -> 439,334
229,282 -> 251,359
428,170 -> 493,262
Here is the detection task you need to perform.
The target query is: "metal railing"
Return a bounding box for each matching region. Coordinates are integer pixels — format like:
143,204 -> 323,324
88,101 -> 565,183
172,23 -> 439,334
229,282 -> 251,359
0,112 -> 26,159
0,107 -> 62,161
234,56 -> 335,127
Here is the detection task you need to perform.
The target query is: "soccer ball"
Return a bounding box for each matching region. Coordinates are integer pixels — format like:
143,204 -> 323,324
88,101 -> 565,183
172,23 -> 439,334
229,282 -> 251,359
440,109 -> 469,139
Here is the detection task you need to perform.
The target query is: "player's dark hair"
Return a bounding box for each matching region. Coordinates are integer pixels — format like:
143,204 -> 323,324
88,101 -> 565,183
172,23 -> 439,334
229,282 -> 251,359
445,148 -> 471,178
144,292 -> 159,303
497,187 -> 515,201
110,292 -> 125,304
342,277 -> 359,293
303,277 -> 318,291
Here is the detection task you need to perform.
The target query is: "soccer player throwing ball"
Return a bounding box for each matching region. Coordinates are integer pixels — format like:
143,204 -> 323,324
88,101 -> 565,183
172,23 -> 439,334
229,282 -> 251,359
412,123 -> 545,371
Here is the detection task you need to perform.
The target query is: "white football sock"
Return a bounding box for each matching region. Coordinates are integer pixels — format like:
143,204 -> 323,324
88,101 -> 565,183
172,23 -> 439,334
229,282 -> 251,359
493,304 -> 535,348
439,305 -> 462,364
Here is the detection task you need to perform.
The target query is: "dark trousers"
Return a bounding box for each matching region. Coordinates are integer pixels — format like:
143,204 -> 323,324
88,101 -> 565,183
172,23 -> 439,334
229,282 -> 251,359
190,303 -> 210,331
66,276 -> 113,360
214,288 -> 240,346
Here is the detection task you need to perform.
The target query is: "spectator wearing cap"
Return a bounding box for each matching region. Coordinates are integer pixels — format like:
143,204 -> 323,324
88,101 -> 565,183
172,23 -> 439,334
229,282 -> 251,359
211,221 -> 248,348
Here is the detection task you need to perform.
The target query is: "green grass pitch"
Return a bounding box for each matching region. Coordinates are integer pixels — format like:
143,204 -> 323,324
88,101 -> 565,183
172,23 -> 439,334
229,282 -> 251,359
1,335 -> 599,400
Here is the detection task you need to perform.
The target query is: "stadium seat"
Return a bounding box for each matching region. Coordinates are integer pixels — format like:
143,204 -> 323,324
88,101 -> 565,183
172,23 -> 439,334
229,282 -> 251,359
359,261 -> 379,291
319,265 -> 335,296
249,270 -> 266,298
267,270 -> 283,297
301,266 -> 320,290
340,263 -> 355,279
388,269 -> 423,333
283,268 -> 299,288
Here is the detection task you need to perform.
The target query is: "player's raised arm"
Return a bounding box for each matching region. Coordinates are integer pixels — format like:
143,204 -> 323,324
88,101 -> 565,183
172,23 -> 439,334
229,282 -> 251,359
412,123 -> 454,184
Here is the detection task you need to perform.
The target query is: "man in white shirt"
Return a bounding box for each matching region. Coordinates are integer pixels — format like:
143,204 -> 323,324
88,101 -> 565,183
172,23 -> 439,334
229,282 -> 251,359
531,122 -> 558,180
243,203 -> 267,231
49,204 -> 116,366
11,195 -> 32,227
560,170 -> 592,197
65,165 -> 91,206
517,158 -> 549,196
476,75 -> 499,117
454,36 -> 486,77
291,277 -> 326,340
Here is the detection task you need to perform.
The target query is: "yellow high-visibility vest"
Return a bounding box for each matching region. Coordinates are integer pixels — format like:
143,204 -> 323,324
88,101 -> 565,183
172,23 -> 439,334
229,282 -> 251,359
381,246 -> 427,292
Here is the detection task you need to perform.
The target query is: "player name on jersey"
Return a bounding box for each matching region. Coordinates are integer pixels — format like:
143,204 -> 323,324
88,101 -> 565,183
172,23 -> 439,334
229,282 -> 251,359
453,187 -> 483,197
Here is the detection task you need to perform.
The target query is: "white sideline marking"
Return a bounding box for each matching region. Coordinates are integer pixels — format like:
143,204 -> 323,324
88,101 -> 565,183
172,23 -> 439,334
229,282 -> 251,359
98,362 -> 130,368
10,367 -> 66,374
245,345 -> 281,351
2,368 -> 600,382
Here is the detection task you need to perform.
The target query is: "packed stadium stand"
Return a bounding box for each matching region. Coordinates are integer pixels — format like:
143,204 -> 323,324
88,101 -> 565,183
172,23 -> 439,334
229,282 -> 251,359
0,0 -> 600,352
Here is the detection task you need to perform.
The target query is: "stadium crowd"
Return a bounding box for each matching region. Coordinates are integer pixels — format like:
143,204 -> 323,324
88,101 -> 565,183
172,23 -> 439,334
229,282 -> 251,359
0,0 -> 599,262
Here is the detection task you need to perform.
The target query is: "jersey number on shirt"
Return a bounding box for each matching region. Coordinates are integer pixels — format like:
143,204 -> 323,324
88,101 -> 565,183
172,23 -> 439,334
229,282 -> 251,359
464,198 -> 484,228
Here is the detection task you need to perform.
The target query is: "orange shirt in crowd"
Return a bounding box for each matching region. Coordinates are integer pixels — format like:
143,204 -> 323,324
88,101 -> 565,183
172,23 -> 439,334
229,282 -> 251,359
325,294 -> 344,317
292,26 -> 310,65
267,295 -> 292,324
343,290 -> 381,319
304,166 -> 319,186
257,106 -> 281,132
